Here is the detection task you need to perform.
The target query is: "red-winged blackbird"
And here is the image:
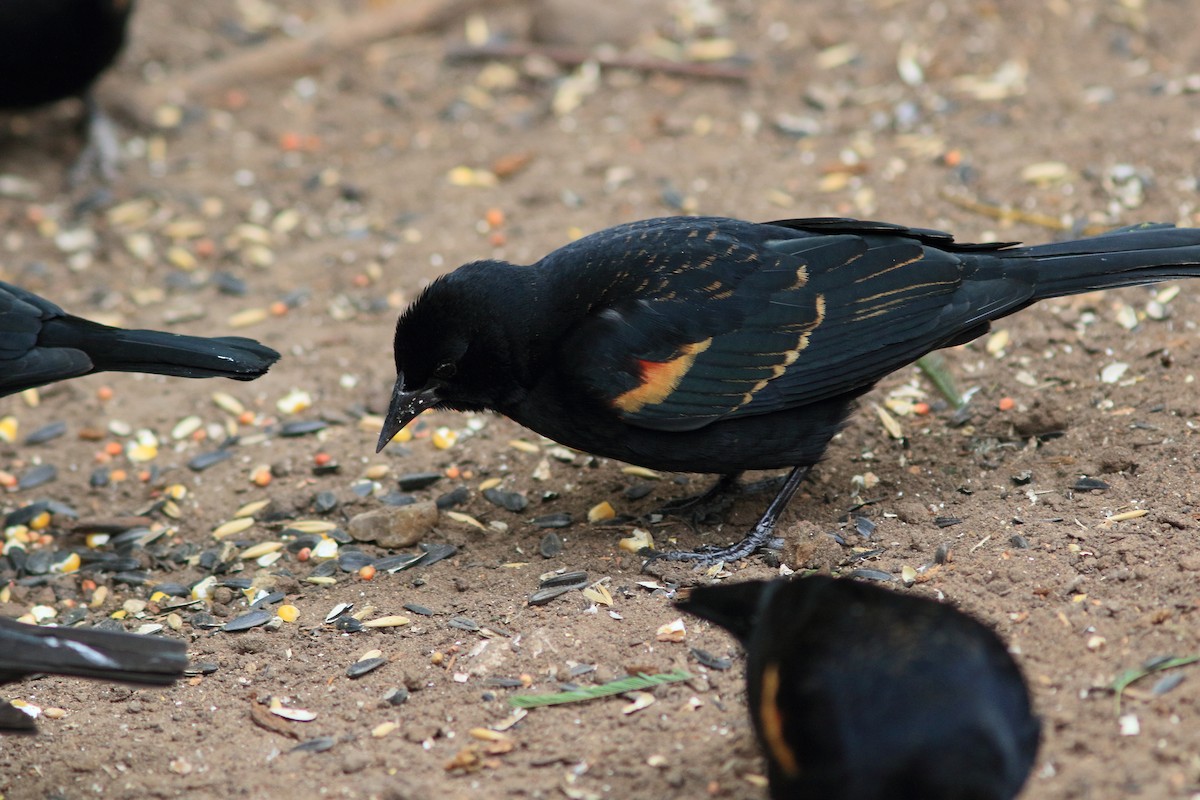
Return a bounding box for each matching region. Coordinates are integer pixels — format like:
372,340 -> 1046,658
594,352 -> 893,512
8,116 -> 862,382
0,615 -> 187,734
678,576 -> 1040,800
0,0 -> 136,181
377,216 -> 1200,561
0,281 -> 280,397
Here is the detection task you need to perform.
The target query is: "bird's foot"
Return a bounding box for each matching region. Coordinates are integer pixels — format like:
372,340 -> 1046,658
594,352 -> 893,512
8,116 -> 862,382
67,95 -> 121,186
640,465 -> 811,566
640,521 -> 782,566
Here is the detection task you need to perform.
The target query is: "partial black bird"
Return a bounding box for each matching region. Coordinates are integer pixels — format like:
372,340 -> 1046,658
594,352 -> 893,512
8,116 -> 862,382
0,281 -> 281,397
0,615 -> 187,734
0,0 -> 136,182
678,576 -> 1041,800
377,216 -> 1200,561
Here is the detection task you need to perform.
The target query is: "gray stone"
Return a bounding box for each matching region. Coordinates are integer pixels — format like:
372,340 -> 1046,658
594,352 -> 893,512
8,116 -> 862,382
348,501 -> 438,549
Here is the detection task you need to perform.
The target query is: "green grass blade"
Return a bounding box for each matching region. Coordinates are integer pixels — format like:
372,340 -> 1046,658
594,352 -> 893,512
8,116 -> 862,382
509,669 -> 693,709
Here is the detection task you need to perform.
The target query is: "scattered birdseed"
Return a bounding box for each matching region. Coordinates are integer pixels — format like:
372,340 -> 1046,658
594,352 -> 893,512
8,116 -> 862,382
689,648 -> 732,670
235,499 -> 271,519
290,520 -> 338,533
212,517 -> 254,539
347,657 -> 388,678
532,513 -> 572,529
483,488 -> 528,512
223,609 -> 272,632
211,392 -> 245,416
24,421 -> 66,445
372,721 -> 399,738
17,464 -> 57,490
432,427 -> 458,449
239,541 -> 282,560
446,511 -> 486,529
539,532 -> 564,558
656,618 -> 686,642
619,529 -> 654,553
188,449 -> 232,471
1100,362 -> 1130,384
587,501 -> 615,522
269,702 -> 317,722
582,584 -> 613,606
622,692 -> 657,715
402,603 -> 435,618
280,420 -> 327,436
171,415 -> 203,440
621,466 -> 662,480
397,472 -> 442,491
362,615 -> 410,628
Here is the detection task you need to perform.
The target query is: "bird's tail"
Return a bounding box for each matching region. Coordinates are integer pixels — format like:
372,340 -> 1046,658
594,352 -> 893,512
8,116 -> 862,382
41,316 -> 280,381
0,617 -> 188,686
1007,223 -> 1200,301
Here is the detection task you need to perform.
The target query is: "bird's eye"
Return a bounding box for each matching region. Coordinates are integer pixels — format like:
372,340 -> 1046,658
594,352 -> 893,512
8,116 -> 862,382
433,362 -> 457,380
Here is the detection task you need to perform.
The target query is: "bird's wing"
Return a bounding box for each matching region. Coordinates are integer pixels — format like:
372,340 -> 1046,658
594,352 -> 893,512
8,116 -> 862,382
562,218 -> 1029,431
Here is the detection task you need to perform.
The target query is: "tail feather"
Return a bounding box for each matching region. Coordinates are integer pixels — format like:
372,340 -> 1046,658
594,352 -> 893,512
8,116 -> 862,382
1005,223 -> 1200,301
0,616 -> 188,687
42,317 -> 281,381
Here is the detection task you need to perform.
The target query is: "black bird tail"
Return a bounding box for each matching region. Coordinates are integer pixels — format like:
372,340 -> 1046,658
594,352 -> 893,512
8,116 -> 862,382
1009,223 -> 1200,301
0,616 -> 188,687
42,316 -> 280,381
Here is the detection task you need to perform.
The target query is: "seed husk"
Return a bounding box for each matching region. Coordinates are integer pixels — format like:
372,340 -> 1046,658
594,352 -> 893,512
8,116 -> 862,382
347,656 -> 387,678
223,609 -> 272,632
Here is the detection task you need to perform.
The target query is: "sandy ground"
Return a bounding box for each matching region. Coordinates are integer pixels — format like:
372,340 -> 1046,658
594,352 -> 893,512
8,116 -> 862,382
2,1 -> 1200,798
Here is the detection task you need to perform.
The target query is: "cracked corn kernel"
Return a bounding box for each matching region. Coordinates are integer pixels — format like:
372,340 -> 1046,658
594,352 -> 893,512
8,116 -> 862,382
587,501 -> 616,522
432,427 -> 457,449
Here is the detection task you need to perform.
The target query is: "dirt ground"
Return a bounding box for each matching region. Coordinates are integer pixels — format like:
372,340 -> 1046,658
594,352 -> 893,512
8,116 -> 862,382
2,0 -> 1200,797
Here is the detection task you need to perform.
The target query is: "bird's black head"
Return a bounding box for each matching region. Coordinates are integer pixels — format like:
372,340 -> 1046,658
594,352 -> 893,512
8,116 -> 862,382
377,261 -> 536,452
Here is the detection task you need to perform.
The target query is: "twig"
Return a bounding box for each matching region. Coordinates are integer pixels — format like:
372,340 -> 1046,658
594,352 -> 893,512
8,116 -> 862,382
445,41 -> 752,82
120,0 -> 501,125
940,190 -> 1111,237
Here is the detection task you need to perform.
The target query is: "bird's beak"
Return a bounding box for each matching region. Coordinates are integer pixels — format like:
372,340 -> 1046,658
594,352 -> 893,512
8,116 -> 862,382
376,375 -> 439,453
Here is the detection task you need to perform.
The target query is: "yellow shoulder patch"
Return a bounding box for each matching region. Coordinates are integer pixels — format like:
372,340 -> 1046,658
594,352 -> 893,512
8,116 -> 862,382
613,338 -> 712,413
759,661 -> 801,777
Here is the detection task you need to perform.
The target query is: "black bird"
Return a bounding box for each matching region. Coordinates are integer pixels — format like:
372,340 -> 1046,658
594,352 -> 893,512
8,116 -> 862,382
678,576 -> 1041,800
0,615 -> 187,734
0,281 -> 281,397
0,0 -> 136,182
377,216 -> 1200,561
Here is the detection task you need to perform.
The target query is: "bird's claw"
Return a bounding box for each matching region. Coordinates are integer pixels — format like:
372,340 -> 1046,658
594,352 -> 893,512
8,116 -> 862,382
639,529 -> 778,567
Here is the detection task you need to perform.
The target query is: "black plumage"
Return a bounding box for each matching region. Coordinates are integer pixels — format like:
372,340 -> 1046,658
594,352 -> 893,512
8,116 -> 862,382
378,216 -> 1200,561
678,576 -> 1041,800
0,615 -> 187,734
0,0 -> 136,181
0,281 -> 281,397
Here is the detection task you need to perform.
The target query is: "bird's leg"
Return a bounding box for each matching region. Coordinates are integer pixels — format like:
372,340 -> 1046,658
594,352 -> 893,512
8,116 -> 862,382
68,92 -> 121,185
653,472 -> 790,530
642,465 -> 810,564
656,471 -> 743,522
